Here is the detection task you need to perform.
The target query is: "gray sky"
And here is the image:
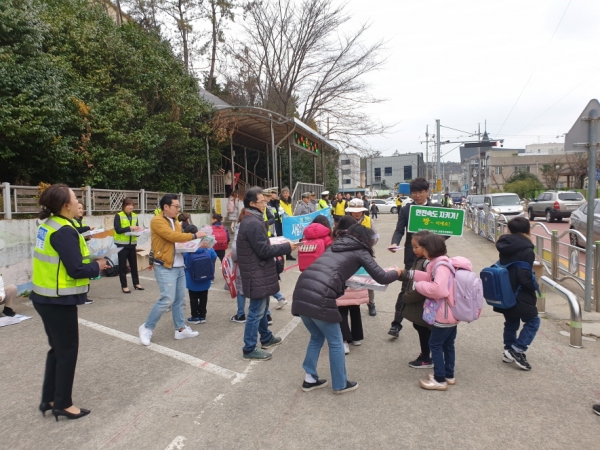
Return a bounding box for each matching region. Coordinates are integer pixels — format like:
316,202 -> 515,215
343,0 -> 600,162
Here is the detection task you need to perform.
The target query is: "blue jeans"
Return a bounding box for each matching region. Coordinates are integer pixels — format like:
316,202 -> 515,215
243,297 -> 273,354
300,316 -> 347,391
503,315 -> 540,352
273,292 -> 284,300
429,326 -> 457,382
145,265 -> 186,331
236,293 -> 246,317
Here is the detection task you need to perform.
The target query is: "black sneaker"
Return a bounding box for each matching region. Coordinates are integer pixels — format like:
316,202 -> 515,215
409,354 -> 433,369
388,325 -> 400,338
368,304 -> 377,316
333,380 -> 359,395
507,349 -> 531,371
593,404 -> 600,416
230,314 -> 246,323
2,306 -> 15,317
286,255 -> 296,261
267,314 -> 273,325
302,379 -> 328,392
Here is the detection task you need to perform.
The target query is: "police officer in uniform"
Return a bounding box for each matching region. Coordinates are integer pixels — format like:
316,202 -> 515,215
318,191 -> 330,210
31,184 -> 109,421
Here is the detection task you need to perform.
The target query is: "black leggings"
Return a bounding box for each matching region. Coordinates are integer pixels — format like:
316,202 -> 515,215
413,323 -> 432,359
339,305 -> 364,343
189,289 -> 208,318
117,245 -> 139,288
34,302 -> 79,410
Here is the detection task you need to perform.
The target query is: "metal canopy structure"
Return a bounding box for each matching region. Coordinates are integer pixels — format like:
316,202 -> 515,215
200,88 -> 337,192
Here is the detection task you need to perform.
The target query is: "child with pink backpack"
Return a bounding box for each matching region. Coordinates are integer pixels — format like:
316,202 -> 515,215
408,234 -> 475,391
298,215 -> 333,271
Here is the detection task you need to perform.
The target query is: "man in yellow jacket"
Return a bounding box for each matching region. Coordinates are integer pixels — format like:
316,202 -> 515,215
139,194 -> 206,346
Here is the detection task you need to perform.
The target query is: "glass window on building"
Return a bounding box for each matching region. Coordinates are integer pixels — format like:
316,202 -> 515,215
343,179 -> 351,184
384,167 -> 392,176
342,169 -> 351,175
341,159 -> 350,165
404,165 -> 412,180
494,166 -> 502,175
374,167 -> 381,182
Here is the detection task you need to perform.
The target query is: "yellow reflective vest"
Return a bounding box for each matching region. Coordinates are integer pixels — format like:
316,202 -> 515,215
114,211 -> 138,245
280,200 -> 293,218
318,199 -> 329,210
334,200 -> 347,216
361,214 -> 372,229
32,216 -> 91,297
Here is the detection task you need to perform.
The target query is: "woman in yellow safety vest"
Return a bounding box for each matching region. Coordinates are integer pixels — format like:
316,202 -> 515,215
114,198 -> 145,293
31,184 -> 109,421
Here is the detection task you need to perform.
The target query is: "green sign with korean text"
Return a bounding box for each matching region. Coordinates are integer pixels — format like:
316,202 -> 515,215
407,205 -> 465,236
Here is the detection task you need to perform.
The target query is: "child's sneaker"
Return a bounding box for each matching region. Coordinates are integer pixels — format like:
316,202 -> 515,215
419,377 -> 448,391
187,317 -> 201,324
230,314 -> 246,323
505,349 -> 531,370
409,354 -> 433,369
351,340 -> 361,346
428,373 -> 456,385
593,404 -> 600,416
275,297 -> 288,309
198,317 -> 206,324
502,351 -> 513,363
344,342 -> 350,355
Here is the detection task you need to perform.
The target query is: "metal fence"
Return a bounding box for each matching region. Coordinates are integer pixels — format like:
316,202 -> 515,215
1,183 -> 210,218
464,206 -> 600,313
291,182 -> 324,208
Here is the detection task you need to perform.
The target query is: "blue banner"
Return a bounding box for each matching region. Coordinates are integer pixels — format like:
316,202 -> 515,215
282,207 -> 332,241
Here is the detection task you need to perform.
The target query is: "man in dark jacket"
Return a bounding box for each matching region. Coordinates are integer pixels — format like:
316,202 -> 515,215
238,187 -> 296,361
388,178 -> 433,338
494,217 -> 539,371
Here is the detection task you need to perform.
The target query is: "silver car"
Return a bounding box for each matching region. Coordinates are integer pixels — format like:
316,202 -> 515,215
369,199 -> 398,214
483,193 -> 526,220
569,200 -> 600,247
527,191 -> 585,223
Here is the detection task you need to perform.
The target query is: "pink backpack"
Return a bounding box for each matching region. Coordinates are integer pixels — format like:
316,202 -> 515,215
298,238 -> 326,271
432,256 -> 483,323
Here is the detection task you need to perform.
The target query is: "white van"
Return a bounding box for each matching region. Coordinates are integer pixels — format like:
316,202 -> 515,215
483,193 -> 525,219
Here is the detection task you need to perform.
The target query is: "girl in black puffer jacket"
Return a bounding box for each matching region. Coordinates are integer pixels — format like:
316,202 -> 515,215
292,224 -> 401,394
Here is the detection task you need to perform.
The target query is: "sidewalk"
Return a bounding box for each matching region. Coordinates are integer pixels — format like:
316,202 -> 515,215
1,214 -> 599,450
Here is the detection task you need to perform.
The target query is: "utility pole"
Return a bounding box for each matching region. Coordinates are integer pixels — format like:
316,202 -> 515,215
425,125 -> 429,184
436,119 -> 441,192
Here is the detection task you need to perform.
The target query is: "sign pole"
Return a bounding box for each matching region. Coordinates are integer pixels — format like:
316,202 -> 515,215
584,108 -> 599,312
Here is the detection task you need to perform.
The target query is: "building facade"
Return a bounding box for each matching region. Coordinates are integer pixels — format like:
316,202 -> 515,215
365,153 -> 424,190
338,153 -> 362,189
524,142 -> 565,155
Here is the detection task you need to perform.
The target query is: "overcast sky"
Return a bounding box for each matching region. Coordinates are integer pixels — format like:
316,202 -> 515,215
341,0 -> 600,162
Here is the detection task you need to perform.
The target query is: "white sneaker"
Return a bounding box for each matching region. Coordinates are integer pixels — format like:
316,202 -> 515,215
344,342 -> 350,355
352,340 -> 362,346
139,324 -> 152,346
175,325 -> 199,340
275,298 -> 288,310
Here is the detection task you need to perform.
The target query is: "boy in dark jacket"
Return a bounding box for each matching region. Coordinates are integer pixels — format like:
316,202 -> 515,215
494,217 -> 539,371
398,230 -> 432,369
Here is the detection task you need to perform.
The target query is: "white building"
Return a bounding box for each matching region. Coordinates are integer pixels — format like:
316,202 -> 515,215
338,153 -> 362,189
524,142 -> 564,155
365,153 -> 424,190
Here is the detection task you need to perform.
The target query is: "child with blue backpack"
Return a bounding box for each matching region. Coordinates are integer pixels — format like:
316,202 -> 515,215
184,225 -> 217,324
493,216 -> 539,371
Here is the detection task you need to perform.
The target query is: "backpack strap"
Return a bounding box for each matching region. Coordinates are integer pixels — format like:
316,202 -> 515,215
431,261 -> 455,299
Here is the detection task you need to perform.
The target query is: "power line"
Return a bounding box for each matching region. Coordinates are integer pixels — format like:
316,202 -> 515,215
440,125 -> 474,135
496,0 -> 572,135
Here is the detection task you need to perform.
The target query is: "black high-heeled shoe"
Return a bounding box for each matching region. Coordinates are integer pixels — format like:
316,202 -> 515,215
52,408 -> 91,421
134,285 -> 144,291
39,402 -> 52,417
122,288 -> 131,294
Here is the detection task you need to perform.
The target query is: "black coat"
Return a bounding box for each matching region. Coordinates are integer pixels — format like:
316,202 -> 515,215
292,234 -> 399,322
493,233 -> 538,318
236,207 -> 292,299
391,200 -> 435,266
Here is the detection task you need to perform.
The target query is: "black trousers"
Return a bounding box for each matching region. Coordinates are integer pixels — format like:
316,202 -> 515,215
391,263 -> 412,328
339,305 -> 364,342
189,289 -> 208,318
215,249 -> 226,262
34,302 -> 79,410
117,245 -> 139,288
413,323 -> 432,359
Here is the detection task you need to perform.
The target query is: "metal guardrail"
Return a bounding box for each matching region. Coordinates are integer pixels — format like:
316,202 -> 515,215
1,183 -> 210,217
540,276 -> 583,348
464,206 -> 600,313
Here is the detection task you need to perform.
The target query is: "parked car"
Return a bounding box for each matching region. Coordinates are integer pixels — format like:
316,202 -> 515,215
483,193 -> 526,219
527,191 -> 586,222
369,199 -> 398,214
466,194 -> 485,210
569,200 -> 600,247
430,193 -> 443,205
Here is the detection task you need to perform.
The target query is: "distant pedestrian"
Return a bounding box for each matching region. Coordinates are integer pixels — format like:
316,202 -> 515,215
331,193 -> 348,223
211,213 -> 230,263
227,191 -> 242,231
494,217 -> 539,371
441,193 -> 452,208
370,202 -> 378,219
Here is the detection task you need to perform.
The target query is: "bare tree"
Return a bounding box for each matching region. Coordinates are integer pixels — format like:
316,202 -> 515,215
540,157 -> 565,190
226,0 -> 392,154
565,151 -> 588,188
201,0 -> 236,92
122,0 -> 162,32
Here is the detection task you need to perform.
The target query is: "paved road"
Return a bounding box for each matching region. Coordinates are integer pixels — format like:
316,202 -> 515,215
1,214 -> 599,450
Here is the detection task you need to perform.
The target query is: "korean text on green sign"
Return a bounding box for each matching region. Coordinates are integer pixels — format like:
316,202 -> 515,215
407,205 -> 465,237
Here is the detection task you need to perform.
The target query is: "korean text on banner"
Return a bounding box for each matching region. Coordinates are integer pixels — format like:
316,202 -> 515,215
407,205 -> 464,236
282,207 -> 332,241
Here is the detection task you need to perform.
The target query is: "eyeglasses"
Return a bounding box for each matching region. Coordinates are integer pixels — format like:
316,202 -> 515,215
168,204 -> 181,209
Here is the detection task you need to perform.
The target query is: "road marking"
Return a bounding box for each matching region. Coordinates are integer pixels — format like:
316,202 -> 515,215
165,436 -> 186,450
78,318 -> 245,383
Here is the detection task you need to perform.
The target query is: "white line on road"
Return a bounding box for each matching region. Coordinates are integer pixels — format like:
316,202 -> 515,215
78,318 -> 246,382
165,436 -> 186,450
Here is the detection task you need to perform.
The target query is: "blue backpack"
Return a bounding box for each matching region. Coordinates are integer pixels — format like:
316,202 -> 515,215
480,261 -> 539,309
187,250 -> 215,282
